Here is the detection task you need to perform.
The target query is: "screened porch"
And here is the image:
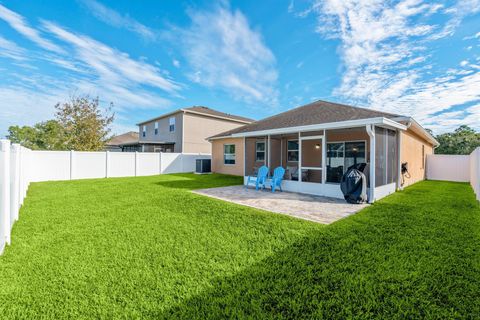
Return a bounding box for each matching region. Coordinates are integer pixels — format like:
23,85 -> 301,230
243,125 -> 400,202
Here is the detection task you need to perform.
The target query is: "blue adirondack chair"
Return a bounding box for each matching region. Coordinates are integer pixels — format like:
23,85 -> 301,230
270,166 -> 285,192
245,165 -> 269,190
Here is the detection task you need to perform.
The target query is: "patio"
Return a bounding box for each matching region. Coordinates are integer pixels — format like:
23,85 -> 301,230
193,185 -> 368,224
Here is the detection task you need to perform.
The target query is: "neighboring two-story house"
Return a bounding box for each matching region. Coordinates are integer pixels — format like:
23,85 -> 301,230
136,106 -> 253,153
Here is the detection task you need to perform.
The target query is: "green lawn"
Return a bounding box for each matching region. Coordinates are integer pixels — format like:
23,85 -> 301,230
0,174 -> 479,319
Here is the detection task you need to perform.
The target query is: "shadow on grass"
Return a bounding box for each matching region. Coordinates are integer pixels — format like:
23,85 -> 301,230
159,198 -> 480,319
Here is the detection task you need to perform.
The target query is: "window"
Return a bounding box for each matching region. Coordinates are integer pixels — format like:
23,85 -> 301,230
224,144 -> 235,165
287,140 -> 299,162
255,141 -> 265,161
142,125 -> 146,137
326,141 -> 366,183
421,145 -> 425,169
169,117 -> 175,132
154,122 -> 158,135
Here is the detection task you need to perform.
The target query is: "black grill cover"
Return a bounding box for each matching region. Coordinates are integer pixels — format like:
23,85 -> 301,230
340,164 -> 367,204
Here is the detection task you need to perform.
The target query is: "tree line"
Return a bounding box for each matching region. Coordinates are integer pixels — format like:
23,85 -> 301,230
433,125 -> 480,155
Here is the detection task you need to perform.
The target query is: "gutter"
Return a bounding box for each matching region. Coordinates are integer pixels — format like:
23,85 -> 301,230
393,116 -> 439,147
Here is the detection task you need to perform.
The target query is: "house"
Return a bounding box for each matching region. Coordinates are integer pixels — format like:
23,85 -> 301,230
105,131 -> 139,152
209,100 -> 439,202
136,106 -> 253,153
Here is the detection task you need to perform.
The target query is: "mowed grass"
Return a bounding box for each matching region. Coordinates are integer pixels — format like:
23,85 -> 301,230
0,174 -> 479,319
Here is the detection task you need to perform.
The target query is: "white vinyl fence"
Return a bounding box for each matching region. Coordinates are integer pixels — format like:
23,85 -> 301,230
427,147 -> 480,201
0,138 -> 210,254
471,148 -> 480,201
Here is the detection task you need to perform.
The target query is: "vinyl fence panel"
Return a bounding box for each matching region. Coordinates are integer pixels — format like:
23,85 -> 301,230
137,153 -> 161,176
109,152 -> 136,177
160,153 -> 183,174
0,140 -> 11,252
73,152 -> 107,179
471,148 -> 480,201
426,154 -> 470,182
29,151 -> 71,182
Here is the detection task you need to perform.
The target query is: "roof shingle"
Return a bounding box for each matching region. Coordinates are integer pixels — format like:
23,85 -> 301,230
210,100 -> 404,138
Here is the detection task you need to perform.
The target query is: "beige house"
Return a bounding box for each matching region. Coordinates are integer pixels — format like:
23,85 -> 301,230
136,106 -> 253,153
209,100 -> 438,202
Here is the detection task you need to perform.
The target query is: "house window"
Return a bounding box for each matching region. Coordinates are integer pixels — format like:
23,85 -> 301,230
421,145 -> 425,169
142,125 -> 146,137
224,144 -> 235,165
154,122 -> 158,135
169,117 -> 175,132
287,140 -> 299,162
255,141 -> 265,161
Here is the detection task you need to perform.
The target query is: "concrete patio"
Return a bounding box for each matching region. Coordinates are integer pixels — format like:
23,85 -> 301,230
193,185 -> 368,224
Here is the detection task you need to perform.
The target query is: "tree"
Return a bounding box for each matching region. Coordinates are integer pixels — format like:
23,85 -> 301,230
7,95 -> 114,151
55,95 -> 114,151
7,120 -> 67,150
435,125 -> 480,155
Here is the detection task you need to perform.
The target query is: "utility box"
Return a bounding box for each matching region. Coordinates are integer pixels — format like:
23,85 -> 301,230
195,159 -> 211,174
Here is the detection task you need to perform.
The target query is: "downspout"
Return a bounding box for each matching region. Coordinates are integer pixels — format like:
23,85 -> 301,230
366,124 -> 375,203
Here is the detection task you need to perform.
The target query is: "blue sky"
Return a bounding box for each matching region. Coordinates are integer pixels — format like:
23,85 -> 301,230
0,0 -> 479,136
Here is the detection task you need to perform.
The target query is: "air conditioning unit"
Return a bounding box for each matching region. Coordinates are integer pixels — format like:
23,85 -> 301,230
195,159 -> 211,174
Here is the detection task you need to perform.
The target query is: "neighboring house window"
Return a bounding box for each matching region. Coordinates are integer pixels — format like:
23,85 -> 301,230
224,144 -> 235,165
287,140 -> 299,162
154,122 -> 159,135
255,141 -> 265,161
142,125 -> 146,137
169,117 -> 175,132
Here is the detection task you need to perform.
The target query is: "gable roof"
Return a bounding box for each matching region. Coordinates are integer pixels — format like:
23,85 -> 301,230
183,106 -> 254,123
137,106 -> 254,125
106,131 -> 139,146
210,100 -> 404,139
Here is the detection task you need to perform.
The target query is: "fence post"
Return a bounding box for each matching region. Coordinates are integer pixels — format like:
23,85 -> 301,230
70,150 -> 75,180
105,151 -> 110,178
10,144 -> 20,225
0,139 -> 11,247
159,152 -> 163,174
135,151 -> 138,177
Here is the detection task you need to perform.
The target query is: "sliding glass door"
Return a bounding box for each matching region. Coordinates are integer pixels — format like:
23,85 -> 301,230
326,141 -> 366,183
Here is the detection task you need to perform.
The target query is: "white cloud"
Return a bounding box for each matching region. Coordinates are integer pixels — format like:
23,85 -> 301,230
172,59 -> 180,68
0,5 -> 179,136
0,4 -> 65,53
180,5 -> 278,105
307,0 -> 480,133
80,0 -> 156,41
0,36 -> 27,61
42,20 -> 180,93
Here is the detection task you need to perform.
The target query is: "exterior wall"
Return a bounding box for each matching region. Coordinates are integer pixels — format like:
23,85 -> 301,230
183,113 -> 248,154
211,138 -> 244,176
138,112 -> 184,152
400,129 -> 434,187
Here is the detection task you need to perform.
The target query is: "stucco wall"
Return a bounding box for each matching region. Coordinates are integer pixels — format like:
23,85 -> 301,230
400,129 -> 434,187
211,138 -> 245,176
139,112 -> 183,152
183,113 -> 247,154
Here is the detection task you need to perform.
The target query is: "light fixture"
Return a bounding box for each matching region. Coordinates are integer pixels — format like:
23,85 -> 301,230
315,144 -> 320,149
